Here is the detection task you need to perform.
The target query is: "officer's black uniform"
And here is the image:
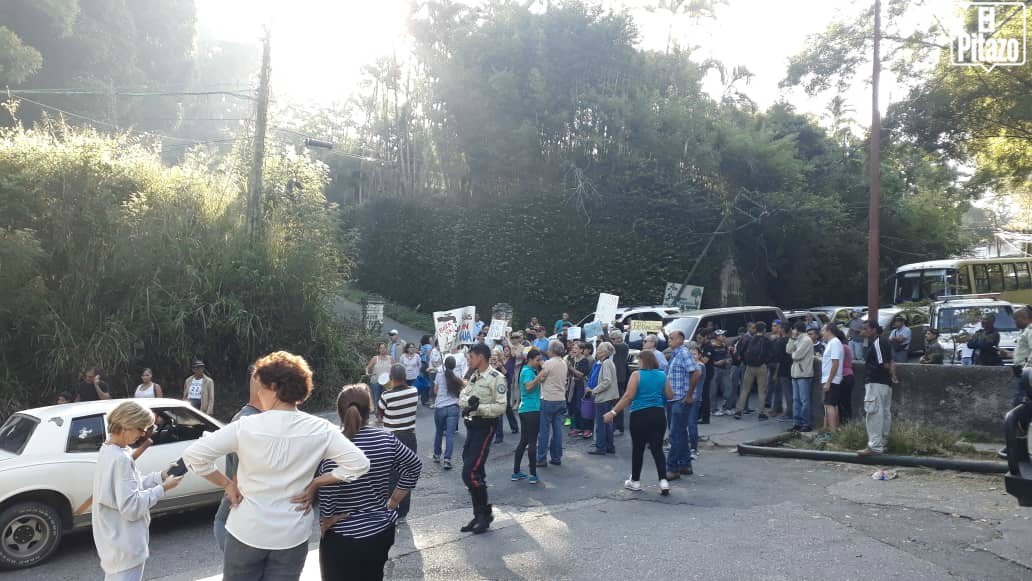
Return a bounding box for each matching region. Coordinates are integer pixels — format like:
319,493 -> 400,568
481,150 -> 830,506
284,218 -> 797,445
459,354 -> 507,534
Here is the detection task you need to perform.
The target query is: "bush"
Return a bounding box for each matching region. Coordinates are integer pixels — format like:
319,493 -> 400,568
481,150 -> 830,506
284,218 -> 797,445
788,419 -> 978,457
0,126 -> 366,418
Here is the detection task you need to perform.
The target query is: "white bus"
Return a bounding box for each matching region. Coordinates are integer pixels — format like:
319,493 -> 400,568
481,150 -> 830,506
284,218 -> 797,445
894,257 -> 1032,305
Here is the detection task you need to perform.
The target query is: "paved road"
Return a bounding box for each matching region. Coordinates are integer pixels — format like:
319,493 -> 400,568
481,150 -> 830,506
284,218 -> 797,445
333,296 -> 429,342
15,401 -> 1032,580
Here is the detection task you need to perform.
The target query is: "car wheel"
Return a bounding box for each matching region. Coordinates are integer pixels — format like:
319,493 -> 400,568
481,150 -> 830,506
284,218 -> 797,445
0,502 -> 63,569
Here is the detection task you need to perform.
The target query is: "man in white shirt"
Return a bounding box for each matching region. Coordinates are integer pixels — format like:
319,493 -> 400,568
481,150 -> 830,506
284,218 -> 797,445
818,325 -> 844,440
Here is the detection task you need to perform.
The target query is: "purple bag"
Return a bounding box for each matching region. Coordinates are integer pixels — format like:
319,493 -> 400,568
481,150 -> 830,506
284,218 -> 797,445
580,395 -> 595,420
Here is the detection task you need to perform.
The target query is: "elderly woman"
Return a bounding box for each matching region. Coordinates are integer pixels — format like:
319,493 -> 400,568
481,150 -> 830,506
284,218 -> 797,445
93,401 -> 183,581
603,350 -> 674,494
183,351 -> 370,581
298,384 -> 422,581
586,341 -> 619,455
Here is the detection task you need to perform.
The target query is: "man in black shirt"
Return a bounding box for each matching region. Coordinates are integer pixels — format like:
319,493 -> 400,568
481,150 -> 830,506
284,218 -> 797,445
76,367 -> 111,402
858,322 -> 898,456
610,330 -> 631,434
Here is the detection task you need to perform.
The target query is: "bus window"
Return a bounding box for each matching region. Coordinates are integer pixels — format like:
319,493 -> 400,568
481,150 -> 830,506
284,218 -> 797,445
921,269 -> 947,299
948,268 -> 971,295
1003,263 -> 1019,291
1017,262 -> 1032,290
973,264 -> 990,293
986,263 -> 1005,292
895,271 -> 922,302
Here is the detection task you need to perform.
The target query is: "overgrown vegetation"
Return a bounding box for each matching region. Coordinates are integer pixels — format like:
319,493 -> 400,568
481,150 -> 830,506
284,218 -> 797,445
786,420 -> 992,459
0,125 -> 367,418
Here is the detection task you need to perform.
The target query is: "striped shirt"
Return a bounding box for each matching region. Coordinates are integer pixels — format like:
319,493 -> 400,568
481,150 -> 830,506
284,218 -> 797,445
378,385 -> 418,431
317,427 -> 422,538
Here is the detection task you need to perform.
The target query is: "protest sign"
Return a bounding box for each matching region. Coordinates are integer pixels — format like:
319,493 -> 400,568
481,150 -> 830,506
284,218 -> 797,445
595,293 -> 620,324
567,326 -> 582,340
487,318 -> 507,341
583,321 -> 603,339
629,320 -> 664,333
662,282 -> 703,311
433,306 -> 476,352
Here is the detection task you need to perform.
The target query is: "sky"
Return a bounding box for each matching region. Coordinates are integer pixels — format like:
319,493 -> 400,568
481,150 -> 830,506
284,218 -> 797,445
194,0 -> 959,127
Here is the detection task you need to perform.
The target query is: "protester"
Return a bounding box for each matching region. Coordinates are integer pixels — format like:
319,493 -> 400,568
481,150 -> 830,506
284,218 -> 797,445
491,351 -> 519,442
695,331 -> 714,424
808,328 -> 825,356
92,401 -> 182,581
419,335 -> 434,406
687,345 -> 707,456
401,343 -> 422,386
533,327 -> 550,352
735,321 -> 773,420
858,322 -> 898,456
770,321 -> 793,420
182,360 -> 214,414
888,317 -> 911,364
528,340 -> 569,465
787,321 -> 815,432
366,342 -> 394,411
968,313 -> 1003,366
833,325 -> 855,423
305,384 -> 421,581
459,343 -> 508,534
565,341 -> 591,437
816,324 -> 845,441
213,365 -> 262,551
1011,308 -> 1031,406
665,330 -> 702,478
919,329 -> 945,364
610,330 -> 631,435
847,310 -> 866,360
377,365 -> 419,521
643,334 -> 668,370
602,350 -> 673,494
76,366 -> 111,402
57,391 -> 73,404
554,312 -> 572,335
804,313 -> 820,332
586,342 -> 618,455
133,368 -> 163,398
473,314 -> 485,337
388,330 -> 405,363
183,351 -> 369,581
958,322 -> 978,366
512,348 -> 543,484
708,331 -> 735,415
432,356 -> 463,470
731,323 -> 754,414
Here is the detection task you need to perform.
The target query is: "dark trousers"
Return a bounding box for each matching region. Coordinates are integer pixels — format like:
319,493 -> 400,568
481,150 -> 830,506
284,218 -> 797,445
391,430 -> 416,518
462,417 -> 496,515
319,527 -> 396,581
614,380 -> 628,430
496,402 -> 519,441
700,367 -> 713,422
513,411 -> 540,476
223,533 -> 307,581
630,407 -> 666,482
566,383 -> 590,430
839,375 -> 855,422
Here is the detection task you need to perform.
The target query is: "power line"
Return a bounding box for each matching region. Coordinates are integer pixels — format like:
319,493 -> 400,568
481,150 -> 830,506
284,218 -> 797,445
7,88 -> 256,100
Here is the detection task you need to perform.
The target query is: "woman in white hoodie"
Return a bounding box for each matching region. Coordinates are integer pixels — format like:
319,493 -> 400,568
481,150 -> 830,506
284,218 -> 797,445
92,401 -> 182,580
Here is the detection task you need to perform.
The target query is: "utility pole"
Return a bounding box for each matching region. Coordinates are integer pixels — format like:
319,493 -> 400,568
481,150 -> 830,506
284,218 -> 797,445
867,0 -> 882,323
247,29 -> 272,240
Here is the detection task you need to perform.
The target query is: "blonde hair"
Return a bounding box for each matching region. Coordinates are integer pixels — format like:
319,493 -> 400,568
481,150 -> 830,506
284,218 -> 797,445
107,401 -> 154,435
596,342 -> 615,358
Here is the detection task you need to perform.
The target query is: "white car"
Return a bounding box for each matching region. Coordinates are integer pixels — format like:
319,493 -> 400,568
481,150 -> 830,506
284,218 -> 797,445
0,398 -> 225,569
927,298 -> 1021,364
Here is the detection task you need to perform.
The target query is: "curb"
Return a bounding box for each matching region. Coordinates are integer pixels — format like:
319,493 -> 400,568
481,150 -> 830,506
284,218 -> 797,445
737,433 -> 1008,474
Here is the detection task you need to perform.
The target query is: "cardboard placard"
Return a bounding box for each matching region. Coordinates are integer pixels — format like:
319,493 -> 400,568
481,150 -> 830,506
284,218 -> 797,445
583,321 -> 604,339
630,320 -> 664,333
567,326 -> 582,340
595,293 -> 620,324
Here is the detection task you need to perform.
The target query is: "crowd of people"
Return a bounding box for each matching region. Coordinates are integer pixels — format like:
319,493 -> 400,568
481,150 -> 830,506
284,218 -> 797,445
83,306 -> 1032,581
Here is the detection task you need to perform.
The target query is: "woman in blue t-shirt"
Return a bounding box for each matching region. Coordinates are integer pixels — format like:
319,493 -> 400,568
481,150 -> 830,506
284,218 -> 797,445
512,348 -> 543,484
603,350 -> 673,494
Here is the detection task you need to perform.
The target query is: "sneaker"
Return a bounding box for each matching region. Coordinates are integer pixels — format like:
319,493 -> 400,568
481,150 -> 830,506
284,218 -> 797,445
494,438 -> 503,444
535,461 -> 549,467
564,417 -> 572,427
606,447 -> 616,454
659,478 -> 670,495
569,429 -> 582,437
511,472 -> 528,481
587,448 -> 607,455
624,479 -> 642,491
549,459 -> 562,466
442,459 -> 453,470
432,454 -> 441,463
681,465 -> 694,476
665,471 -> 681,480
733,413 -> 742,420
581,430 -> 593,439
799,426 -> 813,433
690,450 -> 699,460
511,428 -> 519,434
528,475 -> 539,484
744,408 -> 755,415
397,516 -> 407,525
856,448 -> 882,457
713,410 -> 725,416
758,414 -> 769,421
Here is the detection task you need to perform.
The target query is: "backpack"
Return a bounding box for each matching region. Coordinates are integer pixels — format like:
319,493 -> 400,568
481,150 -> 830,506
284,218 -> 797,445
744,335 -> 769,366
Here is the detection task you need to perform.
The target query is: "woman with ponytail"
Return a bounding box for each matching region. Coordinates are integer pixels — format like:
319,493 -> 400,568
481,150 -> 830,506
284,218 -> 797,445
300,384 -> 422,581
431,356 -> 464,470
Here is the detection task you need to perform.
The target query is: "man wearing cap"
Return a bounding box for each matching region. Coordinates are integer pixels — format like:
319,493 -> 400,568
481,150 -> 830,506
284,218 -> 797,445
388,329 -> 406,363
183,360 -> 215,414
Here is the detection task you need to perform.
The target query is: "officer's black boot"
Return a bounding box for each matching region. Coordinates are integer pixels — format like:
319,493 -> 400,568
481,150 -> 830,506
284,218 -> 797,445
460,508 -> 478,533
471,504 -> 493,534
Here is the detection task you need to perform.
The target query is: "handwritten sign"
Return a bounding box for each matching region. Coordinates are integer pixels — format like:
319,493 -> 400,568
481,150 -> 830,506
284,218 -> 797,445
583,321 -> 604,339
433,306 -> 476,352
630,320 -> 664,333
487,318 -> 507,341
567,326 -> 582,340
595,293 -> 620,324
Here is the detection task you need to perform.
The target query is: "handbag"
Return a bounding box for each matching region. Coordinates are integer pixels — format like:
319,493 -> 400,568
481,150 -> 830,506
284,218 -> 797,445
580,394 -> 595,420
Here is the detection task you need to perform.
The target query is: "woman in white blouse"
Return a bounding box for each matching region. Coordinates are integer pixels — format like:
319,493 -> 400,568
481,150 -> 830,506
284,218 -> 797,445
183,351 -> 370,581
133,368 -> 163,398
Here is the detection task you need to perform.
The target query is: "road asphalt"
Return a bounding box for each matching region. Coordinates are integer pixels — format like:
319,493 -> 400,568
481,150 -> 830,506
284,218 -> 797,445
14,398 -> 1032,580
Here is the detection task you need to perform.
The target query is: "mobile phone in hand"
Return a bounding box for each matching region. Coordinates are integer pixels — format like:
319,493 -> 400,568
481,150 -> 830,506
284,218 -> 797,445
168,458 -> 188,477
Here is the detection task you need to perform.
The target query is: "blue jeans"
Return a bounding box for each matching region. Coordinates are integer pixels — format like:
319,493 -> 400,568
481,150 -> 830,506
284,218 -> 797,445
792,377 -> 812,428
666,401 -> 692,472
713,367 -> 733,410
370,382 -> 383,409
537,400 -> 566,463
593,400 -> 615,452
849,340 -> 866,361
687,400 -> 701,451
433,404 -> 460,460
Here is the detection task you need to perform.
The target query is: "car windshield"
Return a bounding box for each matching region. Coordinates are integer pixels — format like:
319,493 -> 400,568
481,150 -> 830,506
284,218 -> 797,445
936,306 -> 1017,333
0,414 -> 38,455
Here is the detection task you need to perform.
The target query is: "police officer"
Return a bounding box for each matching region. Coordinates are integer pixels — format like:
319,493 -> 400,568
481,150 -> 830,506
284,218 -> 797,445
459,342 -> 507,534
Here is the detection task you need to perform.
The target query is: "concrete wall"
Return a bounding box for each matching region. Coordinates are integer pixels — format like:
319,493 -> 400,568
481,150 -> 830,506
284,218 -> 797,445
806,363 -> 1015,435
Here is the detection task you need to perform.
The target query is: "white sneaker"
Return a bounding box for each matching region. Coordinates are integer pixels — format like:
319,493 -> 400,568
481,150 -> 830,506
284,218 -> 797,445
659,478 -> 670,495
713,410 -> 725,416
690,450 -> 699,460
624,479 -> 642,492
